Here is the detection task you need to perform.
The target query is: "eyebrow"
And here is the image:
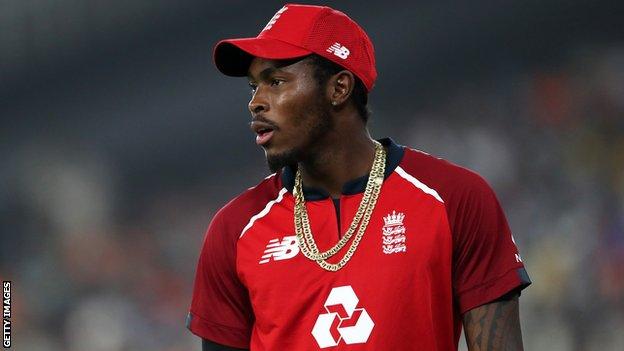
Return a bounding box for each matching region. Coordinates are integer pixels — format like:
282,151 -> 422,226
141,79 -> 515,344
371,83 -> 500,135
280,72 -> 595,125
248,67 -> 279,82
247,56 -> 307,81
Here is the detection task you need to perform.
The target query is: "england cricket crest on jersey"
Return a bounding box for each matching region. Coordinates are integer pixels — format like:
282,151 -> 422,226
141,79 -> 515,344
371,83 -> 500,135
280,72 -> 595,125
382,211 -> 407,254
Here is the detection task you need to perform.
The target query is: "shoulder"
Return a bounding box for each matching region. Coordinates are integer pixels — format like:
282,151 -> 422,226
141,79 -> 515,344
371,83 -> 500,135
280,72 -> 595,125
210,173 -> 284,238
397,146 -> 493,203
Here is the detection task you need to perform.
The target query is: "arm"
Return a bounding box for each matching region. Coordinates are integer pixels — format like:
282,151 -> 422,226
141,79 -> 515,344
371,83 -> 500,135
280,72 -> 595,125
187,209 -> 254,349
462,292 -> 524,351
445,173 -> 530,350
202,338 -> 248,351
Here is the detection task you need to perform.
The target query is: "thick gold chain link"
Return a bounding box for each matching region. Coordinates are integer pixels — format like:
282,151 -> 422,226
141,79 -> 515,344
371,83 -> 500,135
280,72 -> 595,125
293,140 -> 386,271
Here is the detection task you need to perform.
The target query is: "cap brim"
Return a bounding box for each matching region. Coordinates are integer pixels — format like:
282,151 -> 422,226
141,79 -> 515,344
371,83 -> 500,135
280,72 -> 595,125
213,37 -> 312,77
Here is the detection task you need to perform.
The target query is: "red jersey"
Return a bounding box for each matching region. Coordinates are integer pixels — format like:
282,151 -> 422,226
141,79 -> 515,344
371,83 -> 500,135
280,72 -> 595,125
187,138 -> 530,350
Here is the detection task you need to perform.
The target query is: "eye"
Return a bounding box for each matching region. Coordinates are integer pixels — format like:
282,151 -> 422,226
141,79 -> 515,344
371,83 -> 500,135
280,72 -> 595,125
270,78 -> 284,87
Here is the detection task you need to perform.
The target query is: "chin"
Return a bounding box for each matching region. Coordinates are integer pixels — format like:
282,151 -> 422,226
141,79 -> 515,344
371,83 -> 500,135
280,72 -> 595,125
265,147 -> 299,173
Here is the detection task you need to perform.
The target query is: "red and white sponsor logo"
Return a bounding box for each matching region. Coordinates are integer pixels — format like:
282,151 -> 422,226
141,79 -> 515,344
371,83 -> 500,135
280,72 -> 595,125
312,286 -> 374,348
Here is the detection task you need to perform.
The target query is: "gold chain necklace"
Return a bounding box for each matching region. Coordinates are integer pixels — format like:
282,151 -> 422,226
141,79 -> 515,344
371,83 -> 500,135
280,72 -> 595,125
293,140 -> 386,271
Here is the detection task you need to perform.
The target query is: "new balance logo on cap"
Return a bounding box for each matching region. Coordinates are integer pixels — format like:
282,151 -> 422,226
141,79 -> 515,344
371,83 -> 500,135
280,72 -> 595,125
327,42 -> 350,59
259,236 -> 299,264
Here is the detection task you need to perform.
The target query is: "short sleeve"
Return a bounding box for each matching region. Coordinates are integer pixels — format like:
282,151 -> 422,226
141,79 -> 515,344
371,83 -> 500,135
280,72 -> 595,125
450,174 -> 531,314
187,208 -> 253,348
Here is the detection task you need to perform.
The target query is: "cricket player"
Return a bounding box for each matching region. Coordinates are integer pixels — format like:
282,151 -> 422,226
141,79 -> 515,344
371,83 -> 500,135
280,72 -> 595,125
188,3 -> 531,350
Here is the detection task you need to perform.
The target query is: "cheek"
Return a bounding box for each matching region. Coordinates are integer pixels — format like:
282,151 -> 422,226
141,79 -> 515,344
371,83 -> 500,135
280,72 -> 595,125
274,84 -> 322,128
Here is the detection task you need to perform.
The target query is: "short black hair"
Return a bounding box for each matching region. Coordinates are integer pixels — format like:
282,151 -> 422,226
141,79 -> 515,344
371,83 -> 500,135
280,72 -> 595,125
306,54 -> 371,123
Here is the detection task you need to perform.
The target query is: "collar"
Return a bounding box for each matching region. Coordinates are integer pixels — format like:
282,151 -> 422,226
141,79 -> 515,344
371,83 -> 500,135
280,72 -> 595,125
280,137 -> 405,200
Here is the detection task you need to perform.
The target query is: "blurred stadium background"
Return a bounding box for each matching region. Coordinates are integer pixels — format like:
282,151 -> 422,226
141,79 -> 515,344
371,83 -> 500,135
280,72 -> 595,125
1,0 -> 623,350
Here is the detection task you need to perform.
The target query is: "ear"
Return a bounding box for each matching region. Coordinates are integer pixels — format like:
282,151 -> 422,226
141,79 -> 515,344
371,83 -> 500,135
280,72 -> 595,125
327,70 -> 355,107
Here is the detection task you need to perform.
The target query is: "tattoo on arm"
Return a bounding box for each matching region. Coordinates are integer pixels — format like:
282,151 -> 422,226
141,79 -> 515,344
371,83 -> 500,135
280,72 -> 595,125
462,296 -> 524,351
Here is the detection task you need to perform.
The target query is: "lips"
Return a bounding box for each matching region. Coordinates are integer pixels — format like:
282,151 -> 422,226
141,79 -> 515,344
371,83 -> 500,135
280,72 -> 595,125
251,121 -> 276,146
256,129 -> 274,145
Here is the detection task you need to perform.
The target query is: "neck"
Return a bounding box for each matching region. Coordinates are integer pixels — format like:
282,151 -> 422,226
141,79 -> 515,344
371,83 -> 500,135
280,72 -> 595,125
298,126 -> 376,198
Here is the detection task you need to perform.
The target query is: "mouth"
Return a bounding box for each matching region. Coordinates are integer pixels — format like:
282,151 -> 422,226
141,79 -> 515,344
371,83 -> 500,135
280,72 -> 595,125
255,128 -> 274,146
251,121 -> 276,146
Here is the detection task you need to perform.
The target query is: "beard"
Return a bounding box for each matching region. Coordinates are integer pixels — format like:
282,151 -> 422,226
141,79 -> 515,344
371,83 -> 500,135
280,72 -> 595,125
266,97 -> 333,173
267,149 -> 299,173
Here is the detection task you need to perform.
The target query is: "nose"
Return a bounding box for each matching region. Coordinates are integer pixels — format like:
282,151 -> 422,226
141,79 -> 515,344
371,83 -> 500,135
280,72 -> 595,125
248,87 -> 269,116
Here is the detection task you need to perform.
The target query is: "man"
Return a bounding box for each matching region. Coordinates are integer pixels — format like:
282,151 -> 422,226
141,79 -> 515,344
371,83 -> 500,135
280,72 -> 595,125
188,4 -> 531,350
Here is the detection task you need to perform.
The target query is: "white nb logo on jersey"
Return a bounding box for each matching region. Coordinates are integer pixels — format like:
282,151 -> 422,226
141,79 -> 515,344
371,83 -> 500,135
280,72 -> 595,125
259,236 -> 299,264
312,286 -> 374,348
327,42 -> 350,59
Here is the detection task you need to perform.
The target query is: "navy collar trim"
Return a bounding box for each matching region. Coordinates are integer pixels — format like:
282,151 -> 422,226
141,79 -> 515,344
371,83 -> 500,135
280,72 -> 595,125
280,137 -> 405,200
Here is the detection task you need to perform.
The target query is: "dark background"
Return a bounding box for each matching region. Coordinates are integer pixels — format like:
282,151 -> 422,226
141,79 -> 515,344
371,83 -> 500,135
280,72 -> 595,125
2,1 -> 623,350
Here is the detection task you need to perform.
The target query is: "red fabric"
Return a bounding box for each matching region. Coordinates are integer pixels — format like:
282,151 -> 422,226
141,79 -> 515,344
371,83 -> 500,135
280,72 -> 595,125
213,3 -> 377,91
188,143 -> 530,350
187,312 -> 250,349
188,175 -> 281,348
399,150 -> 528,313
399,149 -> 530,346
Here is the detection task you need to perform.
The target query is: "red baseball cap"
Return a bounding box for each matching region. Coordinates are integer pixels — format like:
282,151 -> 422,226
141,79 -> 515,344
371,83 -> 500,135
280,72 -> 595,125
213,3 -> 377,91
